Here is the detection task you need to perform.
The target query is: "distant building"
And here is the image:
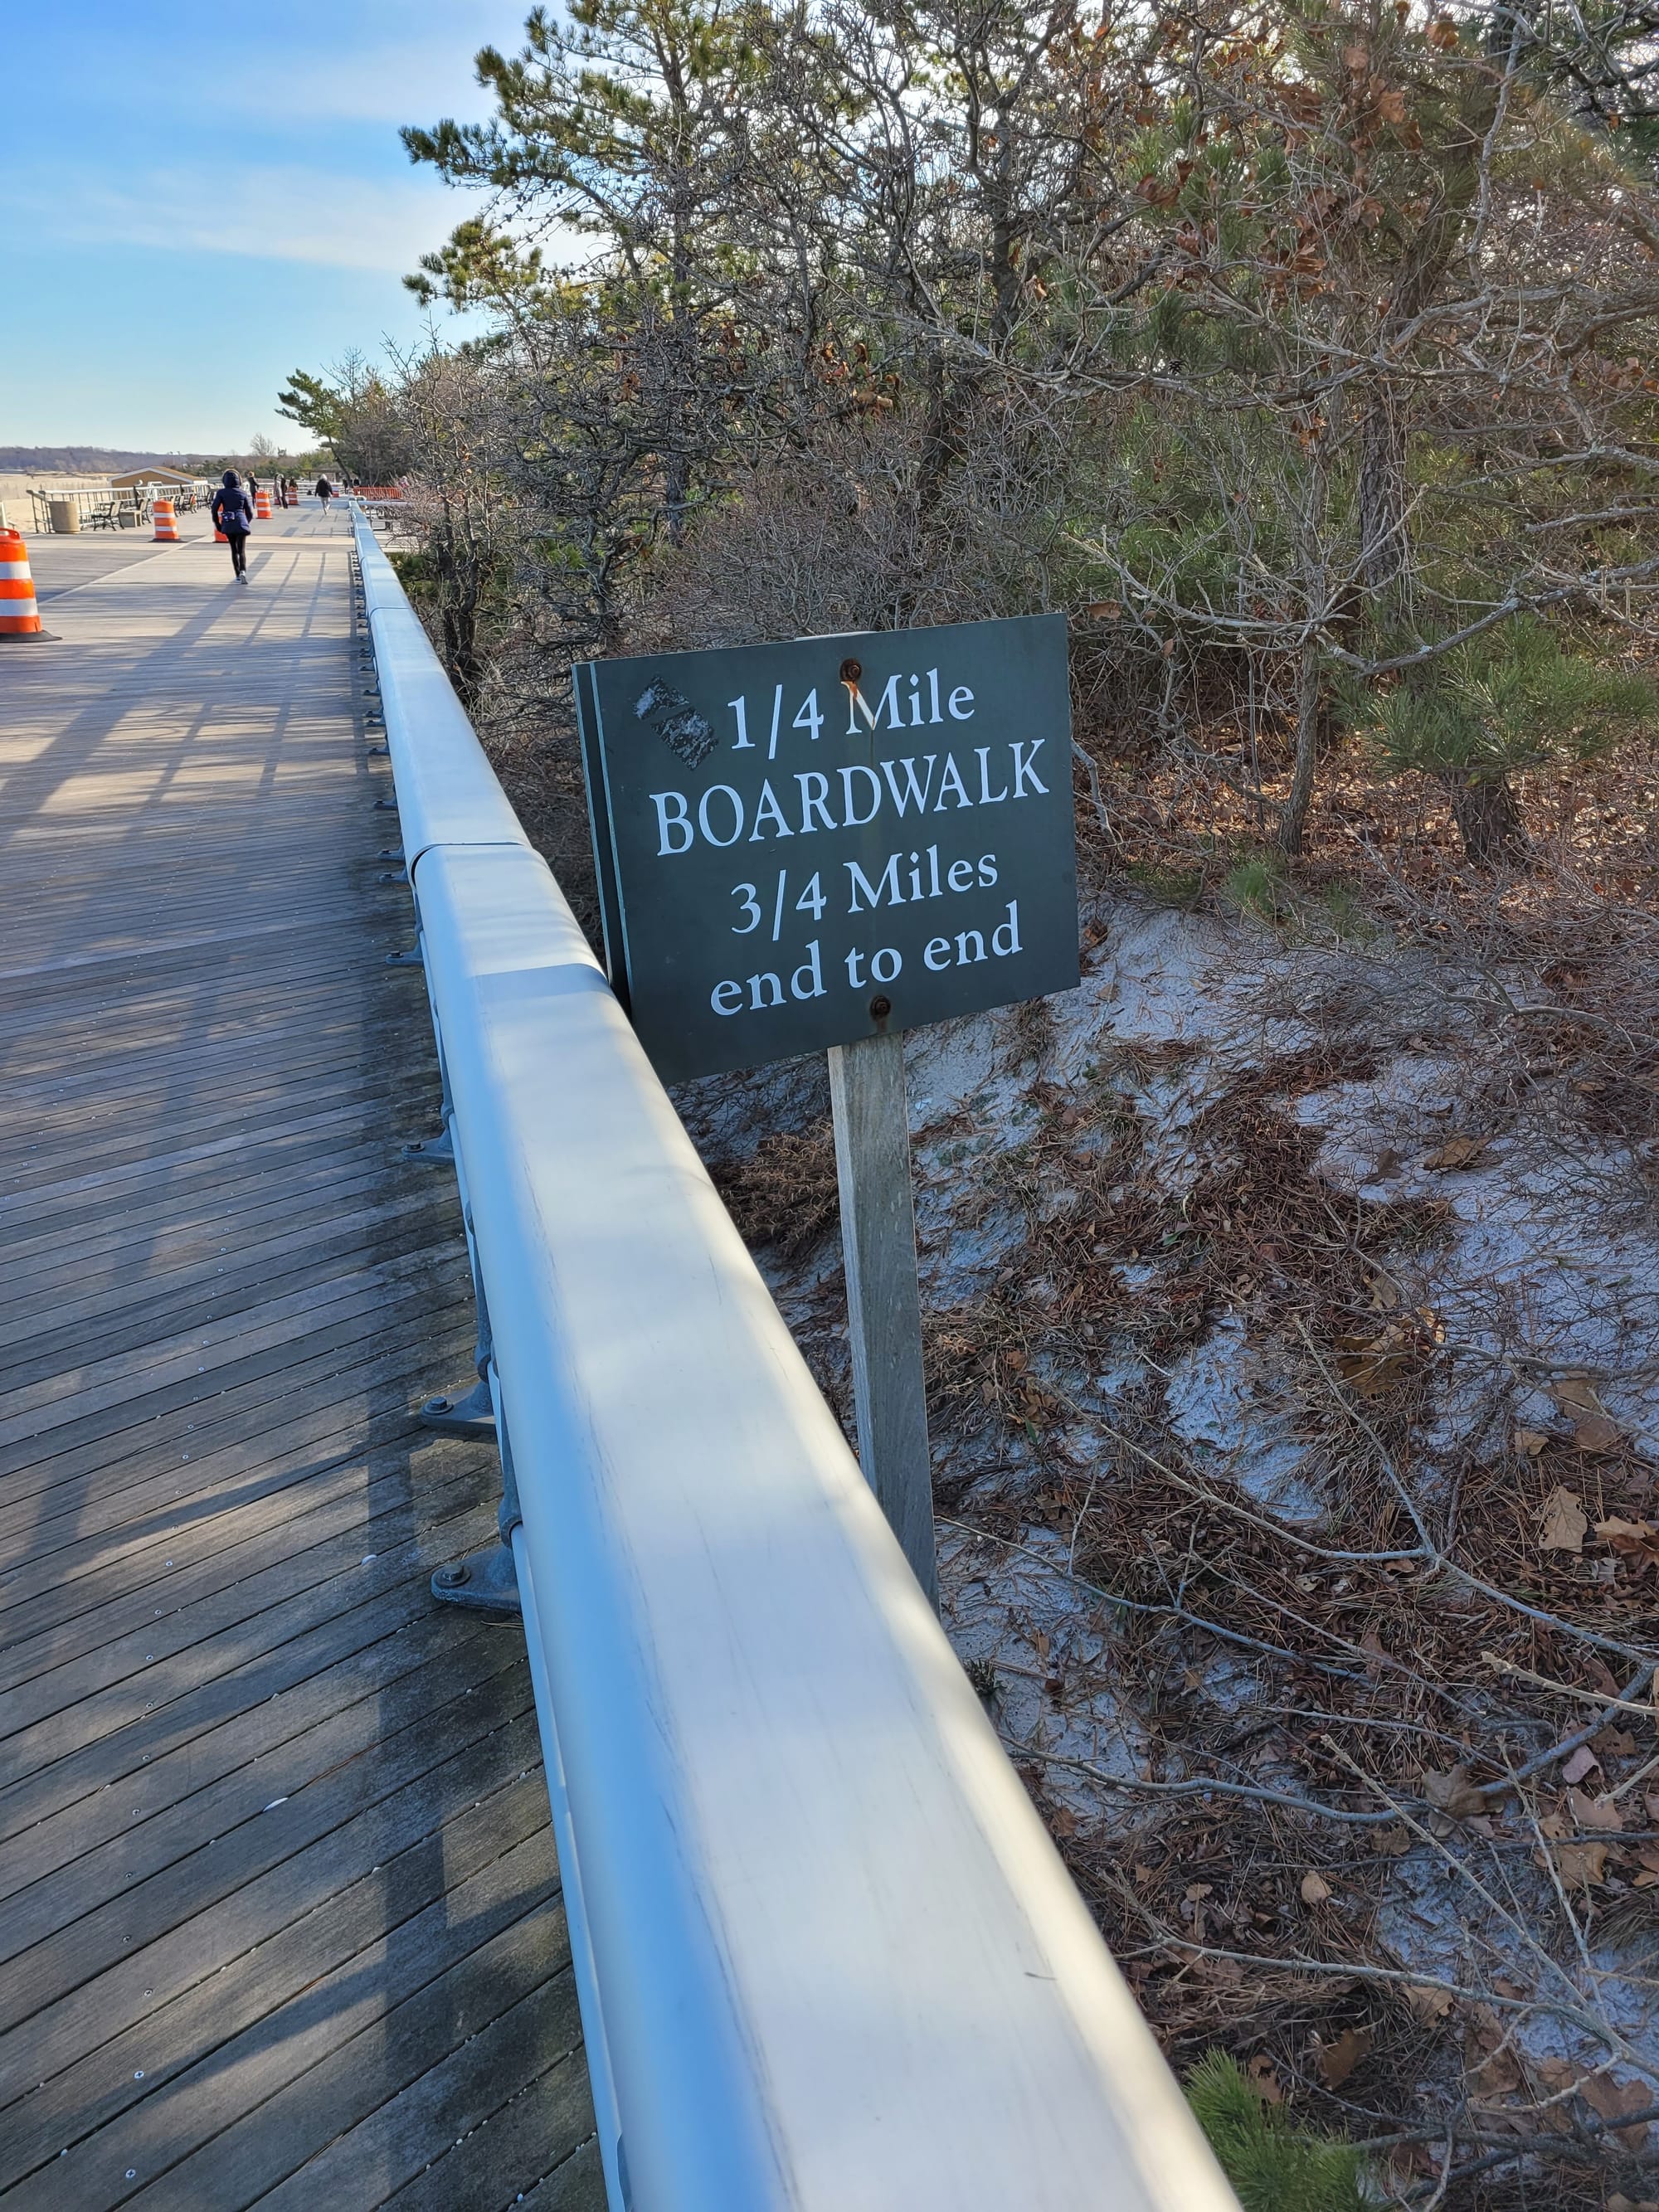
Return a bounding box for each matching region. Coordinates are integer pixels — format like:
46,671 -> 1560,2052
108,466 -> 197,490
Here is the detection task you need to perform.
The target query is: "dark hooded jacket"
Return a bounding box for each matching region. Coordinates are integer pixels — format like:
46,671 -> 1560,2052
212,472 -> 253,534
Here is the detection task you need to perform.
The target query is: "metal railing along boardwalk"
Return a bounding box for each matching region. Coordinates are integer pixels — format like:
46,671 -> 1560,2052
353,513 -> 1238,2212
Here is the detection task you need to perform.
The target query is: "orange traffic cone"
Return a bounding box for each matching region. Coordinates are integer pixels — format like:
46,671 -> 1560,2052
153,498 -> 179,543
214,518 -> 228,543
0,529 -> 50,639
255,488 -> 273,521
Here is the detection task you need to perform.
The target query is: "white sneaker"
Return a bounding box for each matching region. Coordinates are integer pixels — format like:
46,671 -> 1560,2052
238,571 -> 250,586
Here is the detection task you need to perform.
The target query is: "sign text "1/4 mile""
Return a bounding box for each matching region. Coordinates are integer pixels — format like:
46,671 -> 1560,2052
575,613 -> 1078,1082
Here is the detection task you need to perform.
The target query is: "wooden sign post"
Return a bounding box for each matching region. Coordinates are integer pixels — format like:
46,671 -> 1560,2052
575,615 -> 1078,1597
828,1027 -> 937,1600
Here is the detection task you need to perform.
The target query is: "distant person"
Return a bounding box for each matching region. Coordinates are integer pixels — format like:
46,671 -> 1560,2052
314,475 -> 334,511
212,469 -> 254,586
246,472 -> 260,502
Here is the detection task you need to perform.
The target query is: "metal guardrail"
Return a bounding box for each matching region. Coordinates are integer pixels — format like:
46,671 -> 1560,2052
352,511 -> 1239,2212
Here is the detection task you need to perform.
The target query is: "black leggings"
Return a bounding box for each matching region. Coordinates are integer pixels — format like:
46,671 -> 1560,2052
224,528 -> 248,576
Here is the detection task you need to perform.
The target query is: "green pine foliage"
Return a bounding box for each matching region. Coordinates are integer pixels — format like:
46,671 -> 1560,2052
1350,619 -> 1656,785
1185,2051 -> 1370,2212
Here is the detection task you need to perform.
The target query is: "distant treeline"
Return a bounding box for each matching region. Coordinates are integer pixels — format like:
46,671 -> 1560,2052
0,446 -> 205,474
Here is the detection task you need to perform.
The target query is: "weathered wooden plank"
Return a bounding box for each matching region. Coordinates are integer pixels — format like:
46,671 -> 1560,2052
265,1999 -> 592,2212
0,1709 -> 548,2136
0,1286 -> 474,1520
0,1324 -> 472,1548
0,1602 -> 494,1903
0,1753 -> 548,2195
0,1432 -> 485,1708
0,1646 -> 535,2026
0,1543 -> 478,1845
112,1885 -> 569,2209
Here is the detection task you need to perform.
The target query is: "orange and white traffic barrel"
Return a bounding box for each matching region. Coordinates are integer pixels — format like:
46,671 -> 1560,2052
255,488 -> 273,520
214,516 -> 228,543
0,528 -> 48,639
153,498 -> 179,542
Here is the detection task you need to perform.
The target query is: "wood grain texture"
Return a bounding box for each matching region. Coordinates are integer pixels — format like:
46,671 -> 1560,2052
826,1028 -> 938,1602
0,510 -> 595,2207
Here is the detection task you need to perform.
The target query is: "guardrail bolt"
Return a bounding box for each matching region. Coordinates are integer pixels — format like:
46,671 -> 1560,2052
434,1563 -> 471,1591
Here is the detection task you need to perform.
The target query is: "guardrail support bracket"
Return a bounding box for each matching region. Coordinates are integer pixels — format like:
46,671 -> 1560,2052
419,1374 -> 496,1438
386,946 -> 423,966
401,1126 -> 454,1166
431,1544 -> 520,1619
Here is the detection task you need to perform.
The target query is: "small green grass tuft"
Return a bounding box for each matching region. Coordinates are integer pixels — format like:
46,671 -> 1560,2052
1126,859 -> 1203,905
1221,854 -> 1285,922
1185,2051 -> 1370,2212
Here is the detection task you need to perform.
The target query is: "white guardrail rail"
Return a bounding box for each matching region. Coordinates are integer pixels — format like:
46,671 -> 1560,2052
353,513 -> 1239,2212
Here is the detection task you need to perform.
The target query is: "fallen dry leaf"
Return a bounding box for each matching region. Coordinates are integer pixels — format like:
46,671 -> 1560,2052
1540,1486 -> 1588,1552
1317,2025 -> 1371,2089
1574,1413 -> 1625,1453
1424,1134 -> 1491,1170
1554,1374 -> 1603,1411
1405,1982 -> 1455,2025
1560,1743 -> 1602,1786
1553,1838 -> 1610,1885
1565,1786 -> 1624,1833
1582,2073 -> 1652,2152
1424,1764 -> 1486,1820
1469,2042 -> 1523,2096
1515,1426 -> 1549,1457
1300,1870 -> 1333,1904
1243,2053 -> 1283,2104
1597,1516 -> 1659,1568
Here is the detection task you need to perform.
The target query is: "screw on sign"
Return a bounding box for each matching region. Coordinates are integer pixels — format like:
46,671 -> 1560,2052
575,615 -> 1080,1599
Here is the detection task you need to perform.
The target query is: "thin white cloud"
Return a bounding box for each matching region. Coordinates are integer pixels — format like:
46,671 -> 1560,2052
25,165 -> 465,274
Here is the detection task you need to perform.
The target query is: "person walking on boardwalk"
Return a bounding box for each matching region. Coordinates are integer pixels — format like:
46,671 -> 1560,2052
314,474 -> 334,512
212,469 -> 255,586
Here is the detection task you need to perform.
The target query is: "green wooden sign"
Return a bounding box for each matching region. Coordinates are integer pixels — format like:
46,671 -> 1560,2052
574,614 -> 1078,1082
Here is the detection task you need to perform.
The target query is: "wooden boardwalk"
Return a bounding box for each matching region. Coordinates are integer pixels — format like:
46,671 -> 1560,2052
0,508 -> 600,2209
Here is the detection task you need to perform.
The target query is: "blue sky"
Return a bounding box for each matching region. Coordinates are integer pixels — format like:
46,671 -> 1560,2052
0,2 -> 534,454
